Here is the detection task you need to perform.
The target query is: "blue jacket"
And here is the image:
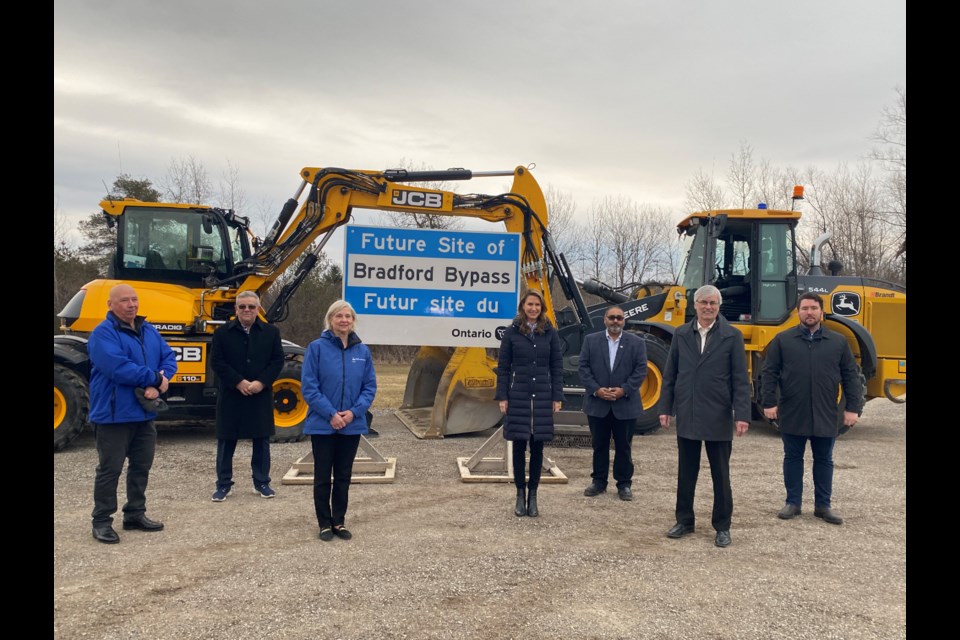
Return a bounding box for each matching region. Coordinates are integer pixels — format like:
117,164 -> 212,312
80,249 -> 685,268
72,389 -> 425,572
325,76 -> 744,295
87,312 -> 178,424
302,330 -> 377,436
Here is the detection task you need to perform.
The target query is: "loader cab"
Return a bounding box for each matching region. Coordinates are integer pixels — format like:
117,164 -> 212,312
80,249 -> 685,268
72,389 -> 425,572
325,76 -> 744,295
111,205 -> 251,287
679,210 -> 799,325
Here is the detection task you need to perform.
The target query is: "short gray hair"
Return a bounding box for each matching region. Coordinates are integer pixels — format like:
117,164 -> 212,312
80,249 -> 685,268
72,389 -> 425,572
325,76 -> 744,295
236,290 -> 260,305
694,285 -> 722,305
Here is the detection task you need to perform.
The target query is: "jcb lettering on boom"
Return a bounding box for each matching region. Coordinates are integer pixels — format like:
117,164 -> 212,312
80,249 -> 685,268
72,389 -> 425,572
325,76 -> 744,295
391,190 -> 443,209
171,346 -> 203,362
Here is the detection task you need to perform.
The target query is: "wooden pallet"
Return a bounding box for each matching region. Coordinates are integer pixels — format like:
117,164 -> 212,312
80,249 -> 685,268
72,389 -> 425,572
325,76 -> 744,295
281,436 -> 397,484
456,426 -> 567,483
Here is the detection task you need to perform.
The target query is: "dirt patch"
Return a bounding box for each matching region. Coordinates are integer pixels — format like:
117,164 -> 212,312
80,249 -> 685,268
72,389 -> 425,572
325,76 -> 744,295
54,401 -> 906,639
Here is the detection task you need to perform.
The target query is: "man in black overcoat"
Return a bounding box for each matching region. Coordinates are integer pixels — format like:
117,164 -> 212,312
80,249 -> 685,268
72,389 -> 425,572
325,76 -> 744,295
209,291 -> 285,501
761,292 -> 862,525
658,285 -> 751,548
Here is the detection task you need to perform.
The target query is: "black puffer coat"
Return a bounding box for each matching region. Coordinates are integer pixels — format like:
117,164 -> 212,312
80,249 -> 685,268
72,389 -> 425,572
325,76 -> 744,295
495,321 -> 563,442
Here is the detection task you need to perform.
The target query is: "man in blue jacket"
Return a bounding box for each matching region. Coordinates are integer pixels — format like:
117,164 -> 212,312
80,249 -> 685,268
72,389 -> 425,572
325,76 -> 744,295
579,306 -> 648,501
88,284 -> 177,544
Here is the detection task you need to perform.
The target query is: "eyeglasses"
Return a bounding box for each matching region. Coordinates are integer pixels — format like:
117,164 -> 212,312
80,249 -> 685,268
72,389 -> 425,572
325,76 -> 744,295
606,315 -> 624,321
237,304 -> 258,310
696,300 -> 719,307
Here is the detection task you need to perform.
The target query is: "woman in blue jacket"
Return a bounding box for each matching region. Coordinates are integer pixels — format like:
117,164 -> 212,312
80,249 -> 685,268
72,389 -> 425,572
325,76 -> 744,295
495,289 -> 563,518
302,300 -> 377,541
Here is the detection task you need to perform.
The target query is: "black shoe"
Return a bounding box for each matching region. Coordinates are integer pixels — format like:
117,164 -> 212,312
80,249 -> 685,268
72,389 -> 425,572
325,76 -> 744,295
618,486 -> 634,501
332,526 -> 353,540
814,506 -> 844,525
319,527 -> 334,541
527,491 -> 539,518
514,489 -> 526,517
92,525 -> 120,544
366,428 -> 380,438
778,503 -> 802,519
121,515 -> 164,532
583,482 -> 607,497
715,530 -> 732,547
666,522 -> 695,538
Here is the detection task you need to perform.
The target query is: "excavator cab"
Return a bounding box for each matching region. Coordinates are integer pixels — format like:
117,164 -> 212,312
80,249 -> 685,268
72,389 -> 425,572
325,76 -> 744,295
111,203 -> 251,287
678,211 -> 798,325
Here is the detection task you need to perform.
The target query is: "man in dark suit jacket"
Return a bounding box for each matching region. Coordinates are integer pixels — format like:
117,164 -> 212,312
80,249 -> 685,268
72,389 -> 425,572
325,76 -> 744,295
578,306 -> 648,501
209,291 -> 285,502
658,285 -> 751,548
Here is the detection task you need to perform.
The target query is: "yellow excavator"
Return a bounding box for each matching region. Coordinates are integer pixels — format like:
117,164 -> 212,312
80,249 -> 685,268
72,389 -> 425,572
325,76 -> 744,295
54,167 -> 906,452
54,165 -> 594,451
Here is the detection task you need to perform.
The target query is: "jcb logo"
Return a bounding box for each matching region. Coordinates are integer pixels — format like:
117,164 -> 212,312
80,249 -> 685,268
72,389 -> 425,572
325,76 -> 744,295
172,346 -> 203,362
391,190 -> 443,209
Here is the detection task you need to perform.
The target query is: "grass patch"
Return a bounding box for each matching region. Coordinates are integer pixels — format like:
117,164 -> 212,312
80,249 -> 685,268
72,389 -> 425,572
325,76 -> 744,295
372,362 -> 412,411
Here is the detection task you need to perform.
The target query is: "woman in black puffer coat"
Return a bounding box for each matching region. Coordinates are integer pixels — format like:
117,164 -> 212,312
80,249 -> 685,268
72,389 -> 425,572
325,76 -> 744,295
495,289 -> 563,518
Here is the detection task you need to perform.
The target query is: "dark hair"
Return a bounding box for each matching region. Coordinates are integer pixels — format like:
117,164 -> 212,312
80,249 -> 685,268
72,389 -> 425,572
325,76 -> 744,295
797,292 -> 824,310
513,289 -> 553,335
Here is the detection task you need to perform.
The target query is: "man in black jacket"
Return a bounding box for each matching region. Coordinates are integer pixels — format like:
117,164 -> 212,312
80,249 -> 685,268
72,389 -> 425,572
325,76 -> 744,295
209,291 -> 285,501
578,306 -> 648,501
658,285 -> 751,548
761,292 -> 862,525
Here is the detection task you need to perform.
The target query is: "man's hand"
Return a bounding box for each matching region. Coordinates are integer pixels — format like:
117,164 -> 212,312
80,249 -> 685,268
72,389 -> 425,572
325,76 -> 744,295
235,379 -> 253,396
553,401 -> 562,414
248,380 -> 265,394
329,413 -> 346,430
659,414 -> 671,430
158,373 -> 170,394
763,406 -> 778,420
337,409 -> 355,425
842,411 -> 858,427
499,400 -> 508,414
735,420 -> 750,437
143,386 -> 160,400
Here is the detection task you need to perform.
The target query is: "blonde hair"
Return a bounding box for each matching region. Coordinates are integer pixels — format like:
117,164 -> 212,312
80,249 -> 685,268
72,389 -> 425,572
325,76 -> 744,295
324,299 -> 357,331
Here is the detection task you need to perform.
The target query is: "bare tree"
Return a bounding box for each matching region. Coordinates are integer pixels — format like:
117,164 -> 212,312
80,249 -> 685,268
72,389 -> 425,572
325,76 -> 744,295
161,155 -> 213,204
218,159 -> 246,212
543,184 -> 577,257
871,87 -> 906,262
684,168 -> 725,212
728,141 -> 756,209
582,201 -> 612,282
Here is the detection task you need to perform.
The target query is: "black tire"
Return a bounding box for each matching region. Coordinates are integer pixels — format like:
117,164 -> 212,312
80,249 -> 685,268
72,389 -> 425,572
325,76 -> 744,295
632,332 -> 670,435
271,358 -> 308,443
54,364 -> 89,452
837,366 -> 868,436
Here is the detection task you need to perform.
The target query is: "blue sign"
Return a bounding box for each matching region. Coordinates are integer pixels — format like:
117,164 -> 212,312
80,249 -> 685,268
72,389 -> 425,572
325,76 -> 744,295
344,225 -> 521,347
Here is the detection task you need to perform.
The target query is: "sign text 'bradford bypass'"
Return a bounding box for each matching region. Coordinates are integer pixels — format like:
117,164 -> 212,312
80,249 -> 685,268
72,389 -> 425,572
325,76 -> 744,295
344,225 -> 521,348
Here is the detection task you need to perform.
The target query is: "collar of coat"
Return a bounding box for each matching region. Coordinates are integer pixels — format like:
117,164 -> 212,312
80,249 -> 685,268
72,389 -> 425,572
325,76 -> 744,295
322,329 -> 363,349
790,323 -> 830,341
228,316 -> 263,333
680,314 -> 736,338
106,311 -> 147,335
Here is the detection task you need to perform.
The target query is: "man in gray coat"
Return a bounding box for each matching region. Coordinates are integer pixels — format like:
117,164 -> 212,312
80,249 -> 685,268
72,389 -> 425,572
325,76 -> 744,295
579,306 -> 648,501
761,292 -> 862,525
658,285 -> 751,548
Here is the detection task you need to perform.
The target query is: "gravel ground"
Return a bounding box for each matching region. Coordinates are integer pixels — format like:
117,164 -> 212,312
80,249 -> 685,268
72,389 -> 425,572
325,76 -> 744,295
54,400 -> 906,640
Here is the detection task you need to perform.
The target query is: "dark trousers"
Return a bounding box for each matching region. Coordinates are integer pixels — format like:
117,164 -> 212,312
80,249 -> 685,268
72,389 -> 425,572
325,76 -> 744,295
675,436 -> 733,532
216,437 -> 271,490
781,433 -> 836,509
91,421 -> 157,525
512,436 -> 544,491
311,433 -> 361,528
588,412 -> 636,489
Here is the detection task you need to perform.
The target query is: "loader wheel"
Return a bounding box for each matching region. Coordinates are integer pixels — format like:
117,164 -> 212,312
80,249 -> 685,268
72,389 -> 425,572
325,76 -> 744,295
271,359 -> 308,443
54,364 -> 89,452
633,333 -> 670,435
837,366 -> 868,436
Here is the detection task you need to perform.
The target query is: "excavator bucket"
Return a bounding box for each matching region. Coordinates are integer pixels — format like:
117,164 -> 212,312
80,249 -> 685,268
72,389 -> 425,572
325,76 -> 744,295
396,346 -> 502,438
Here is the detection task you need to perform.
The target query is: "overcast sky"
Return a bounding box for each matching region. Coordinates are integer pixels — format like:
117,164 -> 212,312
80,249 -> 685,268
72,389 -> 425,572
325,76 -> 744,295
54,0 -> 905,255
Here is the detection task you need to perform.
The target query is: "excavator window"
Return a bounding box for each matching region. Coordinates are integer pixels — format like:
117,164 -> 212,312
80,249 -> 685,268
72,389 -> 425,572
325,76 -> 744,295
116,207 -> 233,285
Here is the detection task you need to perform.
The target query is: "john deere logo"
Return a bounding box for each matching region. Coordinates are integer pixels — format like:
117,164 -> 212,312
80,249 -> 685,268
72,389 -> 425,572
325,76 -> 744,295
831,292 -> 860,316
